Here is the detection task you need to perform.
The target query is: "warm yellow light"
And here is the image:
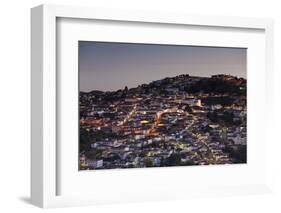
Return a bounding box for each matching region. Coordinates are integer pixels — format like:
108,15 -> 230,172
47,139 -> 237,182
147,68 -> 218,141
140,120 -> 149,124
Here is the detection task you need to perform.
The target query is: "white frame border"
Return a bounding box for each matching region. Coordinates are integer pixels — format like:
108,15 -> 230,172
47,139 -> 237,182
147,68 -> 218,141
31,4 -> 274,208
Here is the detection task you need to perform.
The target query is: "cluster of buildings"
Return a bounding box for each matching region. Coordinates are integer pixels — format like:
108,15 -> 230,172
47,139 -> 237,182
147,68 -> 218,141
79,74 -> 247,170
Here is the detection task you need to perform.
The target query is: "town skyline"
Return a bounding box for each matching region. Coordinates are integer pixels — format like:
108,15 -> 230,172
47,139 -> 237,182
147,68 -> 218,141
80,73 -> 246,93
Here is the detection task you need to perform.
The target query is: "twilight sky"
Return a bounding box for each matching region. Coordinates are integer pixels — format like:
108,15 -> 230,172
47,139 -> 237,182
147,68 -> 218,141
79,41 -> 246,92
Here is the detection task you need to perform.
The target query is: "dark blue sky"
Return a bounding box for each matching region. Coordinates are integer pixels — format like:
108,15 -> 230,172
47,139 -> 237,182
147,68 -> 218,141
79,41 -> 246,92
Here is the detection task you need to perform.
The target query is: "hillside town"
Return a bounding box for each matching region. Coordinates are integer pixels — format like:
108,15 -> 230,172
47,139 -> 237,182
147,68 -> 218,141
79,74 -> 247,170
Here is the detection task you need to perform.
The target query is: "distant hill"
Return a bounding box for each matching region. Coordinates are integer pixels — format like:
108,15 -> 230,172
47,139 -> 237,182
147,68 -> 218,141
80,74 -> 246,100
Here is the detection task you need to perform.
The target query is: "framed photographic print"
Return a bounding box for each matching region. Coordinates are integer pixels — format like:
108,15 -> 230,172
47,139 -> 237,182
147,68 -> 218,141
31,4 -> 274,208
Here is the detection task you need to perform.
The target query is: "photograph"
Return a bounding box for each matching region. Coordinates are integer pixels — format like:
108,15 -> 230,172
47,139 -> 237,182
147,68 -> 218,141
79,41 -> 247,170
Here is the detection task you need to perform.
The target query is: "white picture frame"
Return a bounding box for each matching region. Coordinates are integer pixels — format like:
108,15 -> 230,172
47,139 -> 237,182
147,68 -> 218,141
31,4 -> 274,208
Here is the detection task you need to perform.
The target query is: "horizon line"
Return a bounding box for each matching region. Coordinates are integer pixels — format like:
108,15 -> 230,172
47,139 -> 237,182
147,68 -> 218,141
80,73 -> 246,93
